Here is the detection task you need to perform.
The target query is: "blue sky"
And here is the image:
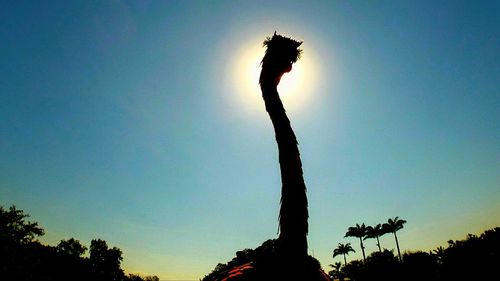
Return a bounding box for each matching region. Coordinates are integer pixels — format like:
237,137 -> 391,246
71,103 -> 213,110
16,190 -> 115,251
1,1 -> 499,280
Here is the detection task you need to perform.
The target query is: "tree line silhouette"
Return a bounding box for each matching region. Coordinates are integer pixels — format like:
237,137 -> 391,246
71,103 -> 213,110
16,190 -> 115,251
2,204 -> 499,281
201,215 -> 499,281
330,217 -> 500,281
342,217 -> 407,263
0,205 -> 159,281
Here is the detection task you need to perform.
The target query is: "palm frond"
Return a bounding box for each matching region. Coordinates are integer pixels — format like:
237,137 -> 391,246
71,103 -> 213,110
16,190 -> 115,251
383,217 -> 407,233
345,223 -> 367,238
262,32 -> 303,64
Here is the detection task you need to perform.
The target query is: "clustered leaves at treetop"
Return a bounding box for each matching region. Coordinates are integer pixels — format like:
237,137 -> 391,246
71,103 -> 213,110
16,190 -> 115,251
0,205 -> 159,281
329,217 -> 500,281
262,32 -> 302,64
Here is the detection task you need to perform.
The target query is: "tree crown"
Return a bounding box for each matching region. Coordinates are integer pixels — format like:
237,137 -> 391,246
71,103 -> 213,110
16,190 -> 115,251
345,223 -> 367,238
0,205 -> 44,244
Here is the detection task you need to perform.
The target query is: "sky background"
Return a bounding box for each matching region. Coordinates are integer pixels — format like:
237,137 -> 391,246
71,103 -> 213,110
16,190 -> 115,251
1,1 -> 499,280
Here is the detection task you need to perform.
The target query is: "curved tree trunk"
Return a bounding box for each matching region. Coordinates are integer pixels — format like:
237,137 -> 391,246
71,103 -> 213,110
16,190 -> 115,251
394,232 -> 402,261
343,253 -> 347,265
259,79 -> 308,259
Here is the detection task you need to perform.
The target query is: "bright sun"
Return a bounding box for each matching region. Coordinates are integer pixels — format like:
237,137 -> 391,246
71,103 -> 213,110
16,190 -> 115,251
229,36 -> 318,115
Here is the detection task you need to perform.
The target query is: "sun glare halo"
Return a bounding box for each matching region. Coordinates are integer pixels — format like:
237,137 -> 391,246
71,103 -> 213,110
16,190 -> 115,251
229,37 -> 318,115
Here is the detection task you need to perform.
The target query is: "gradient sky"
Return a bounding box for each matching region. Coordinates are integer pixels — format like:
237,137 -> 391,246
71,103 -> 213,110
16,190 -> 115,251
1,1 -> 499,280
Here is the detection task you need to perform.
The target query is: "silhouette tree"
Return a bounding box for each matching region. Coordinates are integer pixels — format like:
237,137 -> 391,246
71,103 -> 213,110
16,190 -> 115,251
57,238 -> 87,258
432,246 -> 445,264
402,251 -> 438,281
382,217 -> 407,262
364,224 -> 386,252
0,204 -> 159,281
90,239 -> 124,281
0,205 -> 44,244
345,223 -> 368,261
204,33 -> 330,281
258,32 -> 331,280
333,242 -> 355,265
259,32 -> 307,260
328,262 -> 343,280
357,249 -> 400,281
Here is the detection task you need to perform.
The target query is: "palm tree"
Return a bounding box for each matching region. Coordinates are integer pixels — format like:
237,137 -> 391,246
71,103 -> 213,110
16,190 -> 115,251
432,246 -> 445,264
259,32 -> 307,259
328,262 -> 343,280
345,223 -> 368,261
364,224 -> 386,252
382,217 -> 407,261
203,32 -> 330,281
333,243 -> 355,265
329,262 -> 342,272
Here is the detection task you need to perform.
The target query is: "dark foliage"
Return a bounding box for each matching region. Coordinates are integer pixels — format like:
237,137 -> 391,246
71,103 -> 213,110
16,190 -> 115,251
57,238 -> 87,257
0,205 -> 44,244
402,251 -> 438,281
0,205 -> 159,281
201,239 -> 328,281
335,227 -> 500,281
262,32 -> 302,64
439,229 -> 500,281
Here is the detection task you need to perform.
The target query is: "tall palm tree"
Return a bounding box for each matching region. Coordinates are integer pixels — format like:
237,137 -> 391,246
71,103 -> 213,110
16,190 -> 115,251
382,217 -> 407,261
345,223 -> 368,261
332,243 -> 355,265
364,224 -> 386,252
205,32 -> 330,281
259,32 -> 307,259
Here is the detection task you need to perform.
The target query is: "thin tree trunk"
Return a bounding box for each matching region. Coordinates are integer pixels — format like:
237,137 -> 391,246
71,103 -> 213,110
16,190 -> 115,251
394,232 -> 401,261
359,237 -> 366,261
343,253 -> 347,265
376,236 -> 381,252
